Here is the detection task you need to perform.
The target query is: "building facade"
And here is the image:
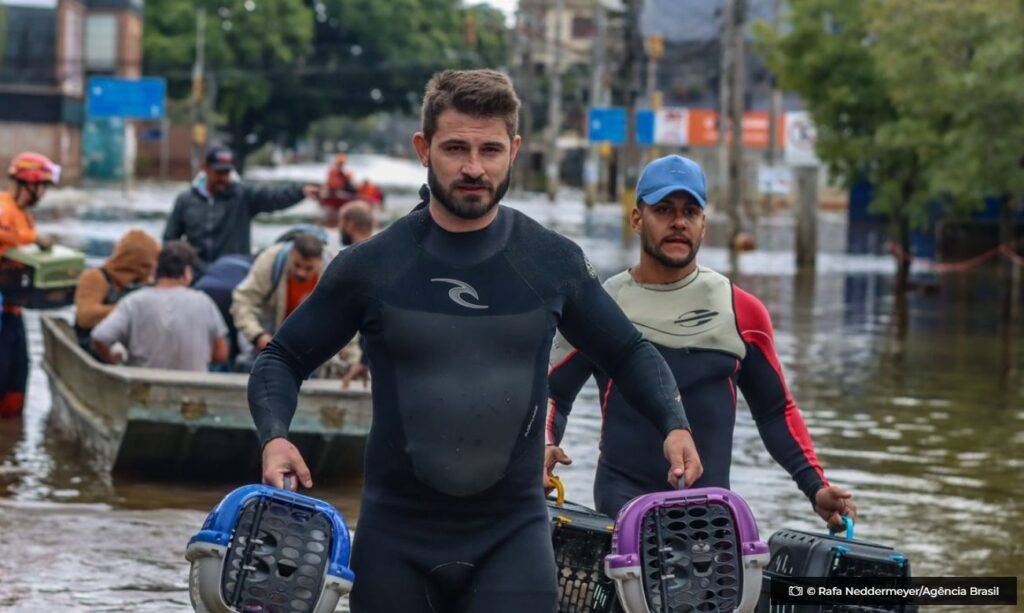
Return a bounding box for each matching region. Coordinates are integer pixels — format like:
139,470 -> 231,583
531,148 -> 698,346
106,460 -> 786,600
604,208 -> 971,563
0,0 -> 142,183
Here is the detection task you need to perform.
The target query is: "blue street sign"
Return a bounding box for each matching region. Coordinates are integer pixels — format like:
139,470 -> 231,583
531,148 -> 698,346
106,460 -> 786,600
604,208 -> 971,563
87,77 -> 166,119
588,107 -> 627,144
588,107 -> 656,145
636,109 -> 655,146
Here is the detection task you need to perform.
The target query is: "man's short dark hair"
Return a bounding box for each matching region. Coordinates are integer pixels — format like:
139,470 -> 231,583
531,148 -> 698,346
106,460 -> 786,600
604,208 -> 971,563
156,241 -> 198,279
292,232 -> 324,259
340,202 -> 374,234
421,69 -> 520,142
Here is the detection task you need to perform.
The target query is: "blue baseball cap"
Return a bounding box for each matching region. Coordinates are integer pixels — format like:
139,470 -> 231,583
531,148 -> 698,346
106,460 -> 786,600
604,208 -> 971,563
636,155 -> 707,208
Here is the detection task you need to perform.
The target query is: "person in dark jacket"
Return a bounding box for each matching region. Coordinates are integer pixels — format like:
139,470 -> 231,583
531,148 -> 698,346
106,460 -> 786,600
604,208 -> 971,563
163,146 -> 320,265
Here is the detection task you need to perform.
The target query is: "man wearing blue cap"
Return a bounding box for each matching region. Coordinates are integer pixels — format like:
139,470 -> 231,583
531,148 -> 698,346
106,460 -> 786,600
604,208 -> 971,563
544,155 -> 857,529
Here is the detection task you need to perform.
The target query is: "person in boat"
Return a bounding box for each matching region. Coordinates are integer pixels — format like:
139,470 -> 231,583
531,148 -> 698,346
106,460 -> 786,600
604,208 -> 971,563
0,152 -> 60,418
338,199 -> 375,247
320,153 -> 358,227
231,231 -> 326,355
356,178 -> 385,209
91,241 -> 229,371
74,229 -> 159,352
247,69 -> 703,613
335,201 -> 376,389
162,145 -> 321,267
544,155 -> 857,528
193,253 -> 254,366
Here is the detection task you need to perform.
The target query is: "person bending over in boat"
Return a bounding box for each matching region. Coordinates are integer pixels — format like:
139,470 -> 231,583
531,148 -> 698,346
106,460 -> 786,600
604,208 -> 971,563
248,69 -> 702,613
335,201 -> 375,389
91,241 -> 229,371
0,152 -> 60,418
231,231 -> 326,356
74,229 -> 159,352
544,155 -> 857,530
163,145 -> 321,267
338,199 -> 376,247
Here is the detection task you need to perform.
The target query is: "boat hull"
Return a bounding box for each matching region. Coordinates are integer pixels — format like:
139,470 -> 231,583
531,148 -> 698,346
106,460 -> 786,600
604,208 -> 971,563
40,315 -> 371,481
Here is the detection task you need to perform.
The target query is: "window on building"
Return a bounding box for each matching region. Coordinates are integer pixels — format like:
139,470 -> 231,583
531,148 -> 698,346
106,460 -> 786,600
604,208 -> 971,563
85,14 -> 118,73
571,16 -> 595,39
0,4 -> 58,85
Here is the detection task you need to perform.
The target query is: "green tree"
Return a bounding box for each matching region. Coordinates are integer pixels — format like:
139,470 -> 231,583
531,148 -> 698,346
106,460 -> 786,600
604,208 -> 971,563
755,0 -> 927,290
144,0 -> 314,168
874,0 -> 1024,312
758,0 -> 1024,291
144,0 -> 508,165
874,0 -> 1024,233
305,0 -> 508,118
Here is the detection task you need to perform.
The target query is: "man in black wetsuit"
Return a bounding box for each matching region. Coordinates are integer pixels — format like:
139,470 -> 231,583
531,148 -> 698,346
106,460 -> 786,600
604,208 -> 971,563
248,70 -> 703,613
545,155 -> 858,529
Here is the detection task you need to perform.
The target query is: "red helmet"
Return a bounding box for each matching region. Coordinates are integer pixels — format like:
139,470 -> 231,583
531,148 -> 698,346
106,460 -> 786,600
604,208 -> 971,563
8,152 -> 61,185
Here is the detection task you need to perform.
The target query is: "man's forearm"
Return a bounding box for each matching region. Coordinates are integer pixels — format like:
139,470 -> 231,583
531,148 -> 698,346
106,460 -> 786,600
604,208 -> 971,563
609,339 -> 690,435
248,341 -> 305,446
248,183 -> 306,213
91,339 -> 118,364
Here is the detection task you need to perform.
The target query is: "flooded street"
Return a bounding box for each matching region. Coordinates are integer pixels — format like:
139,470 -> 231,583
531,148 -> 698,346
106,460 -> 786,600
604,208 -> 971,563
1,183 -> 1021,611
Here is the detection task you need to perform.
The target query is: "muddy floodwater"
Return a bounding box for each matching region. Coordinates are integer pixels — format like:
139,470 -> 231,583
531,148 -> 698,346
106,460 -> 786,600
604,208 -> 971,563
1,186 -> 1021,611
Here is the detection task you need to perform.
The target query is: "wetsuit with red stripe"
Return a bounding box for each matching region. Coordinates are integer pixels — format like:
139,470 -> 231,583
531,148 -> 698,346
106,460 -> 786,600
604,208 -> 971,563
547,266 -> 828,517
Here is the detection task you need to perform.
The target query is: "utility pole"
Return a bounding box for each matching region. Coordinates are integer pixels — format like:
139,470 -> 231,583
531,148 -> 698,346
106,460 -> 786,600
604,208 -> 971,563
719,0 -> 746,251
795,165 -> 819,268
545,0 -> 565,202
622,0 -> 644,246
645,34 -> 663,161
766,0 -> 782,168
514,7 -> 535,193
584,0 -> 607,208
190,6 -> 207,176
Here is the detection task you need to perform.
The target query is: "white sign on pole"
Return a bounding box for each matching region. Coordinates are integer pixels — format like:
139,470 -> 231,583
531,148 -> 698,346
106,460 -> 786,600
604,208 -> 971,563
784,110 -> 820,167
654,107 -> 689,146
758,164 -> 793,196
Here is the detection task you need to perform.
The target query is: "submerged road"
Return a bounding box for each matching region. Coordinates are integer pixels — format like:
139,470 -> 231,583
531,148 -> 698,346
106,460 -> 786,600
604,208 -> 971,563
1,185 -> 1020,611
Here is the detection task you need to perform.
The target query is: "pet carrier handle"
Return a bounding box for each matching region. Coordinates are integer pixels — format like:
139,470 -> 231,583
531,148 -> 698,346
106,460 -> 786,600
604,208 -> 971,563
549,475 -> 566,506
282,474 -> 295,492
828,515 -> 855,540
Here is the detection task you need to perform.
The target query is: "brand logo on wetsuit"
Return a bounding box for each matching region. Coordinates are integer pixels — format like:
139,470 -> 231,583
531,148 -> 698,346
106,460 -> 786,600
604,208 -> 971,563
431,278 -> 489,310
674,309 -> 718,328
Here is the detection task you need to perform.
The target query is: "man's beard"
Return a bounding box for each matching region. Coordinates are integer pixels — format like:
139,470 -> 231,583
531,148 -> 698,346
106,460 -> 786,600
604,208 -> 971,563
427,163 -> 511,220
641,229 -> 701,269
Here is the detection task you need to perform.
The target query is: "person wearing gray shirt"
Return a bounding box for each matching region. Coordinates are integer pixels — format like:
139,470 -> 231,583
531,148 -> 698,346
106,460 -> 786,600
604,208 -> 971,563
92,242 -> 228,372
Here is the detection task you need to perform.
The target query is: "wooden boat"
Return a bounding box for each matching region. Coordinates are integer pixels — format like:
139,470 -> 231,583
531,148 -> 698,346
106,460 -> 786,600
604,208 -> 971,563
39,314 -> 371,482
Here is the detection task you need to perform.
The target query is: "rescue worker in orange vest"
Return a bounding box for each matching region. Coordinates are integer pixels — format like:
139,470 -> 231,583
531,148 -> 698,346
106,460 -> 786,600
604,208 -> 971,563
356,178 -> 384,209
320,153 -> 357,227
0,152 -> 60,418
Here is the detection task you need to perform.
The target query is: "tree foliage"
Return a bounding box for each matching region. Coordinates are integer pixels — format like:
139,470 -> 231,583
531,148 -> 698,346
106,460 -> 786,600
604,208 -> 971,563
754,0 -> 927,225
756,0 -> 1024,287
873,0 -> 1024,210
143,0 -> 509,164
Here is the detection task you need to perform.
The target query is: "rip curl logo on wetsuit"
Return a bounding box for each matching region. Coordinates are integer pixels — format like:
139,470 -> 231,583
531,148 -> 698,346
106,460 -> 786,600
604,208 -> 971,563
674,308 -> 719,328
431,278 -> 489,310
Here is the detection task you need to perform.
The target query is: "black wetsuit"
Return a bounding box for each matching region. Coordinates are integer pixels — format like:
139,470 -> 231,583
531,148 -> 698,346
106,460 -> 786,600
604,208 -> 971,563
547,267 -> 828,518
248,189 -> 689,613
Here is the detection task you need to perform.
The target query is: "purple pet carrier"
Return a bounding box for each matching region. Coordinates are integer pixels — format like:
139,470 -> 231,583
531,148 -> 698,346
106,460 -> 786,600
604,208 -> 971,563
605,486 -> 768,613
